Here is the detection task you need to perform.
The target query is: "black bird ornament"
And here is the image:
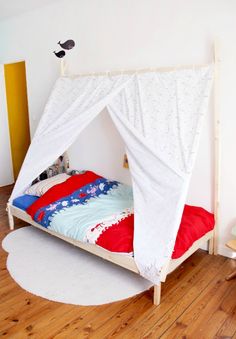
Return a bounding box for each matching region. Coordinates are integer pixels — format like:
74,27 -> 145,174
53,50 -> 66,58
58,39 -> 75,50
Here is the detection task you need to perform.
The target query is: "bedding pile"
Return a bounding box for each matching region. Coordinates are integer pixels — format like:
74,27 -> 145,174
13,171 -> 214,258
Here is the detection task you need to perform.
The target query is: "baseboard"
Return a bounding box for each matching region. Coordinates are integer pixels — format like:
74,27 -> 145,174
217,244 -> 235,259
201,241 -> 235,259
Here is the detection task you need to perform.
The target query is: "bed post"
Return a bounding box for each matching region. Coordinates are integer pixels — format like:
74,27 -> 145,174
60,59 -> 67,77
153,284 -> 161,305
209,38 -> 221,255
7,202 -> 14,230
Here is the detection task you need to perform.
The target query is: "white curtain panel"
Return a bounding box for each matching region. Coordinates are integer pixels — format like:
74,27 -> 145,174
10,74 -> 133,201
107,67 -> 213,282
10,66 -> 213,283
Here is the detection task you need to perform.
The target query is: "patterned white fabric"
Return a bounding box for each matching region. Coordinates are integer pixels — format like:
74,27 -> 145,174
10,66 -> 213,283
107,68 -> 213,281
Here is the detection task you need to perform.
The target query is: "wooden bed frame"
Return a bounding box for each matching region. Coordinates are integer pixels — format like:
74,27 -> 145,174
7,204 -> 214,305
6,41 -> 220,306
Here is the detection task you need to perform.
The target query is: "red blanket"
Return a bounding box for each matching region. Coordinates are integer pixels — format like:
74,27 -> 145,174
96,204 -> 214,258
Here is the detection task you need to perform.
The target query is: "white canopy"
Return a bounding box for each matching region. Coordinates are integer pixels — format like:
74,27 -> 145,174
10,66 -> 213,283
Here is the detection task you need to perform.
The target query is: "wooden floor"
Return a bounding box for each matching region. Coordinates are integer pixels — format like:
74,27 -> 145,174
0,185 -> 236,339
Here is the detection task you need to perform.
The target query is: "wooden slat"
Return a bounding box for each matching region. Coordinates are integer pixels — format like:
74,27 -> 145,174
157,261 -> 236,339
52,293 -> 151,339
51,250 -> 207,338
212,38 -> 221,255
226,239 -> 236,251
200,283 -> 236,338
114,254 -> 226,338
66,62 -> 212,78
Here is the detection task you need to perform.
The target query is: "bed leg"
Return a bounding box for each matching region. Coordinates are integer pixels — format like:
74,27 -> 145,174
153,283 -> 161,306
7,204 -> 14,230
208,237 -> 214,255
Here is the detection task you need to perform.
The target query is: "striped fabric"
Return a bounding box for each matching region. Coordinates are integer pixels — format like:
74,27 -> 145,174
25,173 -> 70,197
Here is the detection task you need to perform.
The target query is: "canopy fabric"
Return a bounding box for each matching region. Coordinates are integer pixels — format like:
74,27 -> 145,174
10,66 -> 213,283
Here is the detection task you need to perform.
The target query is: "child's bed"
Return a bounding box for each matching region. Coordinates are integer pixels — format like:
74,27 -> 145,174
7,170 -> 215,305
7,47 -> 221,306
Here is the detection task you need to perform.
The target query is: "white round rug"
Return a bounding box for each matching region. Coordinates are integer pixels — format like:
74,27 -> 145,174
2,226 -> 152,305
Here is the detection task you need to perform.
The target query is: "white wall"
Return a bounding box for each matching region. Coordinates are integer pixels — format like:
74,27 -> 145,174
0,0 -> 235,258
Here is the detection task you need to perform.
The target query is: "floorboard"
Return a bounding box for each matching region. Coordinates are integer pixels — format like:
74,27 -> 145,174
0,185 -> 236,338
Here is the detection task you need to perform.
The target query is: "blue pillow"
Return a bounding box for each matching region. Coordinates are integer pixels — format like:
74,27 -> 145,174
13,195 -> 39,211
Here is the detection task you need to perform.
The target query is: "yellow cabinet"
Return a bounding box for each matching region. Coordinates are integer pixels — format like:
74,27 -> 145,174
0,61 -> 30,186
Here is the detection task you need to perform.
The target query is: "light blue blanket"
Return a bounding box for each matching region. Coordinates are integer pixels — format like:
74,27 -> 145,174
48,183 -> 133,241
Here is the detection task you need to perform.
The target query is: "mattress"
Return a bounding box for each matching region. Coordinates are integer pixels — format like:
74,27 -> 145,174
13,171 -> 215,259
